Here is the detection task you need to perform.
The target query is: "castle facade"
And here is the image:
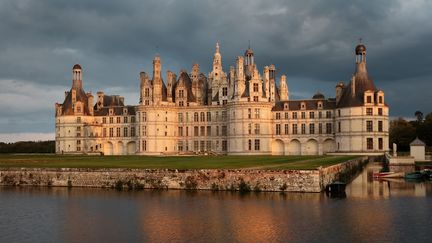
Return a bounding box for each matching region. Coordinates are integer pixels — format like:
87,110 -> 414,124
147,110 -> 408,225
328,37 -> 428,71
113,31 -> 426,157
55,43 -> 389,155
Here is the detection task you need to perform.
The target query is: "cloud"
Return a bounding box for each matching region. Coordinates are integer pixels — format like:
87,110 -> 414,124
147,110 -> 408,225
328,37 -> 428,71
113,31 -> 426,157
0,0 -> 431,140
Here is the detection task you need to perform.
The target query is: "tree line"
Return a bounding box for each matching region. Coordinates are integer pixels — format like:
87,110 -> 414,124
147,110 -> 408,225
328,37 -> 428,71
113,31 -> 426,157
390,111 -> 432,151
0,141 -> 55,153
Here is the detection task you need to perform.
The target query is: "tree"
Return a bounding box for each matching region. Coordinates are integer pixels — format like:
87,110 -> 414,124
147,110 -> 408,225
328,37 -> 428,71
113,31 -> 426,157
414,110 -> 424,123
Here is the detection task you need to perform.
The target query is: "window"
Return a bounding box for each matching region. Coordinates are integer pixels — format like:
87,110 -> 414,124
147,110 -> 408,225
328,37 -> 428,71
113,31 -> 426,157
367,138 -> 373,150
124,127 -> 128,137
367,96 -> 372,103
378,108 -> 383,116
222,87 -> 228,96
366,108 -> 373,116
143,112 -> 147,122
131,127 -> 136,137
178,113 -> 183,123
103,117 -> 107,123
200,141 -> 205,152
276,124 -> 281,135
131,116 -> 135,123
253,83 -> 259,92
222,126 -> 227,136
200,112 -> 205,122
254,139 -> 260,150
248,123 -> 252,134
301,112 -> 306,119
194,141 -> 199,151
326,123 -> 332,134
284,124 -> 289,135
194,112 -> 199,122
145,88 -> 150,97
248,139 -> 252,150
309,112 -> 315,119
207,112 -> 211,122
255,109 -> 260,119
178,141 -> 183,151
77,140 -> 81,145
253,96 -> 258,102
103,128 -> 107,137
142,126 -> 147,136
293,112 -> 298,119
143,140 -> 147,151
206,141 -> 212,151
77,117 -> 81,123
378,138 -> 383,150
145,100 -> 150,105
222,140 -> 228,151
292,124 -> 298,134
179,90 -> 184,98
117,117 -> 121,123
116,127 -> 121,137
222,99 -> 227,105
207,126 -> 211,136
179,101 -> 184,107
285,112 -> 289,119
255,124 -> 260,135
194,126 -> 199,136
109,128 -> 114,137
276,113 -> 281,119
319,123 -> 322,134
379,96 -> 383,104
178,127 -> 183,136
124,116 -> 128,123
222,111 -> 227,121
378,121 -> 383,132
319,112 -> 322,119
309,124 -> 315,134
326,111 -> 332,118
216,126 -> 219,136
200,126 -> 205,136
338,122 -> 341,132
366,121 -> 373,132
301,124 -> 306,134
186,127 -> 189,136
338,110 -> 341,117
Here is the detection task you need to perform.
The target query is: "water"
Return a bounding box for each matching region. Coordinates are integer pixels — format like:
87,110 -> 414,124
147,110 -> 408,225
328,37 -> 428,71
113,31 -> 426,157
1,163 -> 431,242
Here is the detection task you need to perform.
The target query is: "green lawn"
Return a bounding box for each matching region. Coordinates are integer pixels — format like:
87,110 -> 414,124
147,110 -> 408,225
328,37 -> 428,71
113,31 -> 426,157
0,154 -> 361,170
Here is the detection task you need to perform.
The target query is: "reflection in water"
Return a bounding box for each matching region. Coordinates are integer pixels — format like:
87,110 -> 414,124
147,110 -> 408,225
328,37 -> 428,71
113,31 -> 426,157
0,164 -> 431,242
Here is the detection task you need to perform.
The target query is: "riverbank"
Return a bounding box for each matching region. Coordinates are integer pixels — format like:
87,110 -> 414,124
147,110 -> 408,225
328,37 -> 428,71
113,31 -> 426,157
0,156 -> 368,192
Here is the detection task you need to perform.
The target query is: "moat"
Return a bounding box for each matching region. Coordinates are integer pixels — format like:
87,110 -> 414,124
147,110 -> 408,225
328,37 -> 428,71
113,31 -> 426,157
1,162 -> 431,242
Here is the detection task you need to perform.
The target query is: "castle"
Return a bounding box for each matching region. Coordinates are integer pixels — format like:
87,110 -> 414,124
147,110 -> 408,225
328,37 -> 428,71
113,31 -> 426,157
55,42 -> 389,155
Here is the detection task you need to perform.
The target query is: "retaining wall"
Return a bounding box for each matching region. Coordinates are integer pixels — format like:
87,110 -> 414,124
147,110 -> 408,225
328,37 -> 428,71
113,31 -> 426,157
0,157 -> 367,193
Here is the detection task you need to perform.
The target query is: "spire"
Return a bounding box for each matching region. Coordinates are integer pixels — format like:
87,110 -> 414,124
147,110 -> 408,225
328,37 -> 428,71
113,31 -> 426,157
216,42 -> 220,53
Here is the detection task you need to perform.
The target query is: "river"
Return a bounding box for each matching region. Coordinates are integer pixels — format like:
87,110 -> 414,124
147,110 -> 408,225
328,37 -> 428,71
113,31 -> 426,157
1,162 -> 431,242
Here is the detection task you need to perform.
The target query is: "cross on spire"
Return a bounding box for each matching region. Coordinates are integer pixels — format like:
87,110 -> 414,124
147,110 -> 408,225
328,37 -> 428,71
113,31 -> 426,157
359,37 -> 363,44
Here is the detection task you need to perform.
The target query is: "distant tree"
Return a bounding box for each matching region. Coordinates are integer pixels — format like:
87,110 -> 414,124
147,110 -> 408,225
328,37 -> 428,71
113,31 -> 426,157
0,141 -> 55,153
389,118 -> 416,151
414,110 -> 424,123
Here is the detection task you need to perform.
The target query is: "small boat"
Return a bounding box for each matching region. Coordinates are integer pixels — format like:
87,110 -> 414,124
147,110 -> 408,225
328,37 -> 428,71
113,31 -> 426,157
373,172 -> 397,178
405,172 -> 423,180
380,172 -> 405,178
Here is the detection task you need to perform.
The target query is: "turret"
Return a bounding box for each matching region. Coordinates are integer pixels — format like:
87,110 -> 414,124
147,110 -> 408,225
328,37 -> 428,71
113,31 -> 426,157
72,64 -> 82,90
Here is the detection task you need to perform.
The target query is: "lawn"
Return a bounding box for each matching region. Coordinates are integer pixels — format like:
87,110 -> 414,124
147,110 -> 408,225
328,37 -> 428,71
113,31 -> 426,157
0,154 -> 361,170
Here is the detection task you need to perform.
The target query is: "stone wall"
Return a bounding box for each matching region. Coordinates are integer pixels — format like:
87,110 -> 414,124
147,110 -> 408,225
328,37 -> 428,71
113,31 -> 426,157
0,158 -> 367,193
319,156 -> 368,187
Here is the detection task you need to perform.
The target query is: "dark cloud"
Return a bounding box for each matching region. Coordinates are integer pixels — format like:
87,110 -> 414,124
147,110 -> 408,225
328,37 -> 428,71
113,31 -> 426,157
0,0 -> 431,138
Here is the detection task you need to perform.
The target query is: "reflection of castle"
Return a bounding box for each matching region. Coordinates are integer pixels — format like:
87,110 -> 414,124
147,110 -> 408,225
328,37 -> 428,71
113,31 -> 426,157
55,43 -> 389,155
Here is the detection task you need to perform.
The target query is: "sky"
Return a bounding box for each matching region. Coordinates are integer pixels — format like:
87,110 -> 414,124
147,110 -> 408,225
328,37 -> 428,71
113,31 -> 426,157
0,0 -> 431,142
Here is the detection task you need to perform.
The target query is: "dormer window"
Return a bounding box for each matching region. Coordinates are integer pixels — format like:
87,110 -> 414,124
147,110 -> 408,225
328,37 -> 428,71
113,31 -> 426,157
301,102 -> 306,110
179,90 -> 184,98
379,96 -> 383,104
123,108 -> 128,115
109,109 -> 113,115
284,103 -> 289,110
318,102 -> 323,109
367,96 -> 372,103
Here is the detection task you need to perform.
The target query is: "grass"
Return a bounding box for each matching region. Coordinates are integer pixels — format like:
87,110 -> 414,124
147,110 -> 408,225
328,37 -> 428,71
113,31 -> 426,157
0,154 -> 361,170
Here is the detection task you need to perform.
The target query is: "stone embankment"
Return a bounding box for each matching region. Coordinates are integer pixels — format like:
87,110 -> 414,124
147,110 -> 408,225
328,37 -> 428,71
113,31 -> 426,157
0,157 -> 368,192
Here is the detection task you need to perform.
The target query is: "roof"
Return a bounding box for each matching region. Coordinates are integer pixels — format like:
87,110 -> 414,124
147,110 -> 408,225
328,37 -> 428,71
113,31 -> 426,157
73,64 -> 82,70
410,137 -> 426,146
272,99 -> 336,111
355,44 -> 366,54
312,92 -> 325,100
62,87 -> 90,115
94,106 -> 136,116
173,71 -> 196,102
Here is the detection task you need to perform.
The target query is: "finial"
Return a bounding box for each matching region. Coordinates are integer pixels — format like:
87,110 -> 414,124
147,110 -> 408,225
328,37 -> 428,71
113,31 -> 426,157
248,40 -> 251,49
359,37 -> 363,44
216,42 -> 220,53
